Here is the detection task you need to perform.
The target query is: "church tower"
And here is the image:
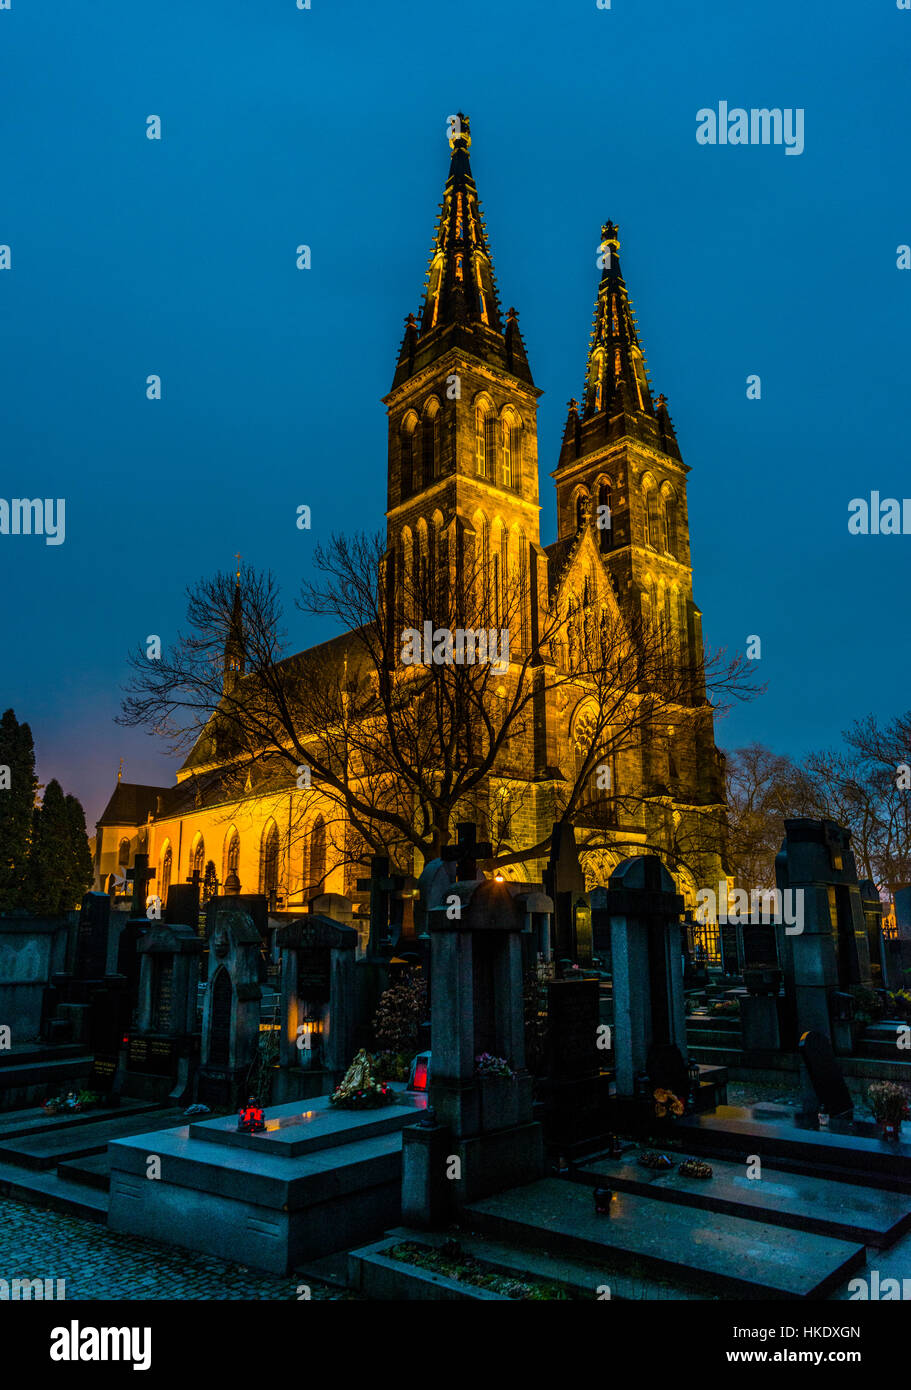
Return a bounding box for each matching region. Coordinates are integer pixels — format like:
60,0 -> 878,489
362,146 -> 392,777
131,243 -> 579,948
553,221 -> 705,677
383,115 -> 547,656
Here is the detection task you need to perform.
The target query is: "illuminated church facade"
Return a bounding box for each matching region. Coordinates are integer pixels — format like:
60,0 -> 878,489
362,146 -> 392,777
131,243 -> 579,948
94,116 -> 727,932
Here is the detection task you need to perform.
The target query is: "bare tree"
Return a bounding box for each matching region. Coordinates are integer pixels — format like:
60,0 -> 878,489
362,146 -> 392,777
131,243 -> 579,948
120,535 -> 757,883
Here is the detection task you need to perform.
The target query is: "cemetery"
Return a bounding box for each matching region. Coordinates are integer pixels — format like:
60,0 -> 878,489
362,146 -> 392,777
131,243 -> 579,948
0,813 -> 910,1300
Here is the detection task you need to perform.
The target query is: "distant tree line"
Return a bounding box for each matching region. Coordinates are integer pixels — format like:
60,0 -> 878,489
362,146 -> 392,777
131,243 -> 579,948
725,712 -> 911,897
0,709 -> 93,915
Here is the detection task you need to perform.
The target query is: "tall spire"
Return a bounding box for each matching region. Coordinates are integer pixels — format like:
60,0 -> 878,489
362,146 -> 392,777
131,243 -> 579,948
391,114 -> 533,388
557,221 -> 679,465
581,222 -> 655,420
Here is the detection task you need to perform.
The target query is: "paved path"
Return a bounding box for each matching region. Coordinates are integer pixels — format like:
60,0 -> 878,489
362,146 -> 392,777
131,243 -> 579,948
0,1194 -> 351,1300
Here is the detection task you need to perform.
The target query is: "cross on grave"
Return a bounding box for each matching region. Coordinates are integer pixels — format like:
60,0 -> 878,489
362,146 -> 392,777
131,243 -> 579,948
441,822 -> 492,882
126,854 -> 156,920
356,854 -> 407,955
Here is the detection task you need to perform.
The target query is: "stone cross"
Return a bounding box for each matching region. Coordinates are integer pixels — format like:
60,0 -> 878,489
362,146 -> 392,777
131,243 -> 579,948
440,822 -> 492,882
126,854 -> 156,920
356,854 -> 407,954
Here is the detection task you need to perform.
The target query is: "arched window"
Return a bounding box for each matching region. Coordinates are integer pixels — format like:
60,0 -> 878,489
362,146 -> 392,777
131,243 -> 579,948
189,833 -> 204,883
597,480 -> 613,554
261,821 -> 280,899
500,411 -> 520,489
400,414 -> 417,499
663,485 -> 679,558
223,828 -> 240,894
576,490 -> 589,531
309,815 -> 326,891
643,477 -> 660,549
476,402 -> 491,478
118,838 -> 130,866
422,401 -> 440,486
159,843 -> 172,903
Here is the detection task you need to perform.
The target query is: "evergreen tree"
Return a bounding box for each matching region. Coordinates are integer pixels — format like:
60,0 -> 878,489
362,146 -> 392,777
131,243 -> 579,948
27,779 -> 71,915
63,793 -> 94,911
0,709 -> 38,911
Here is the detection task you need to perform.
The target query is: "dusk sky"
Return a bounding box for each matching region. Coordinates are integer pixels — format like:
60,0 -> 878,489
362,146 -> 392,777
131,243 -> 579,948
1,0 -> 908,825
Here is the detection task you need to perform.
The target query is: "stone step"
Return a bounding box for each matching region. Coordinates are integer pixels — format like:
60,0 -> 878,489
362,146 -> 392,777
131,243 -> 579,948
0,1157 -> 108,1222
56,1151 -> 111,1192
685,1045 -> 745,1065
0,1097 -> 159,1141
465,1178 -> 865,1300
373,1224 -> 707,1301
0,1056 -> 93,1093
676,1108 -> 911,1192
0,1106 -> 184,1170
0,1043 -> 87,1069
686,1014 -> 742,1033
573,1151 -> 911,1248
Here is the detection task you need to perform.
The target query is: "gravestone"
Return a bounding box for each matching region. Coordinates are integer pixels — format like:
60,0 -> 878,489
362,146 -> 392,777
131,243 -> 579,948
798,1029 -> 853,1120
44,893 -> 132,1094
196,902 -> 264,1108
776,819 -> 872,1054
606,855 -> 687,1098
401,875 -> 545,1224
543,823 -> 592,966
204,894 -> 269,948
541,978 -> 611,1155
274,914 -> 357,1100
719,921 -> 741,977
126,921 -> 203,1101
73,893 -> 111,980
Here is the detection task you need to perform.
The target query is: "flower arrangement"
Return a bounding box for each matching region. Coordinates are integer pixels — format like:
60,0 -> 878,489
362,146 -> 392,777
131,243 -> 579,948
329,1048 -> 396,1110
868,1081 -> 910,1127
42,1089 -> 102,1116
653,1087 -> 685,1119
474,1053 -> 514,1078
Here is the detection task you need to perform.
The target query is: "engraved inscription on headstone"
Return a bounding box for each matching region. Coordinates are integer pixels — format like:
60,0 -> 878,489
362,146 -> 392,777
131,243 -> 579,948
297,947 -> 331,1002
209,967 -> 232,1067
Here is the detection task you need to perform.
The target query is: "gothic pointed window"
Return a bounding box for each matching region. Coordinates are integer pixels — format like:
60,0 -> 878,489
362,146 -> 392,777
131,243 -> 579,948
598,481 -> 613,554
400,413 -> 417,499
484,414 -> 497,480
159,844 -> 172,903
501,419 -> 512,487
190,834 -> 204,883
224,827 -> 241,893
663,486 -> 678,558
261,821 -> 280,899
476,404 -> 489,478
422,402 -> 440,485
576,490 -> 589,531
455,254 -> 464,281
118,837 -> 130,866
309,815 -> 326,891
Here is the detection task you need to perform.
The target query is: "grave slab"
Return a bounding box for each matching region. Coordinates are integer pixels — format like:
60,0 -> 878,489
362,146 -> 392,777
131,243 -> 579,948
575,1152 -> 911,1247
466,1178 -> 865,1299
188,1091 -> 426,1157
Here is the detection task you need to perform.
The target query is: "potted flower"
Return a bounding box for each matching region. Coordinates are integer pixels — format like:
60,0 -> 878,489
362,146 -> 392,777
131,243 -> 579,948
475,1053 -> 518,1131
868,1081 -> 910,1140
653,1087 -> 685,1120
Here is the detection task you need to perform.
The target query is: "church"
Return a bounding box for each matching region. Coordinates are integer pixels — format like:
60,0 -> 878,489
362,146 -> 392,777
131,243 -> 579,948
93,115 -> 727,932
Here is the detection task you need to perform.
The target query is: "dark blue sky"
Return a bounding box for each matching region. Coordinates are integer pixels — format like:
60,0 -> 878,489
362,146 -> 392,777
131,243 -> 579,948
1,0 -> 908,825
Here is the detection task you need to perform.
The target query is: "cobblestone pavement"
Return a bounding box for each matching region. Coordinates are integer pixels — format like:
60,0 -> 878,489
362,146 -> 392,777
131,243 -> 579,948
0,1195 -> 355,1300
